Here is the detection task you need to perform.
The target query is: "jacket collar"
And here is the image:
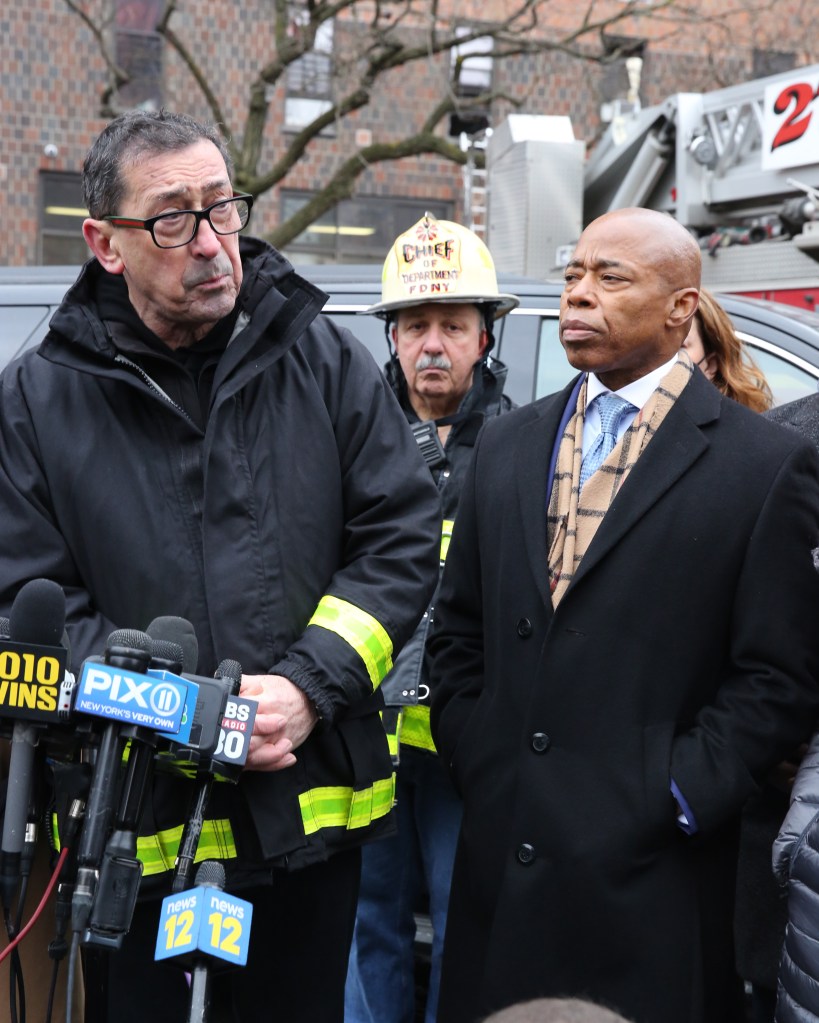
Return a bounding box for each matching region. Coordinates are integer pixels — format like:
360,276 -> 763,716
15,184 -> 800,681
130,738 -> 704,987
40,237 -> 327,375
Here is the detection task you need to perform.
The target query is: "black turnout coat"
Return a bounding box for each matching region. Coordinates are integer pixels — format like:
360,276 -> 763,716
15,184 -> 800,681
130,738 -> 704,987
0,240 -> 440,874
429,369 -> 819,1023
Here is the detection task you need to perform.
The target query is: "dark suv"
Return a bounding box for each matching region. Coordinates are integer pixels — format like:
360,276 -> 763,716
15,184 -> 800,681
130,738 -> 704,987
3,264 -> 819,408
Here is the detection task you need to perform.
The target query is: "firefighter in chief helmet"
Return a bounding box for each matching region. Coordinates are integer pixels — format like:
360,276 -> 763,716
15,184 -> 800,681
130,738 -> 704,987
345,213 -> 519,1023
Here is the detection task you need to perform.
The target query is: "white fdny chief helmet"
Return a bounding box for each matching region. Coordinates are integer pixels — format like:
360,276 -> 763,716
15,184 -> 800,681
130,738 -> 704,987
364,212 -> 520,319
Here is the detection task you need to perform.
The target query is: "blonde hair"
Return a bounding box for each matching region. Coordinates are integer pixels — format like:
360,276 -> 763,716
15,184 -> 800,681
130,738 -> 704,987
695,289 -> 773,412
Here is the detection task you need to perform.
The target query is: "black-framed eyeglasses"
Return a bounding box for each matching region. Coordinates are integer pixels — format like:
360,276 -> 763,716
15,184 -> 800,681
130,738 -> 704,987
103,194 -> 253,249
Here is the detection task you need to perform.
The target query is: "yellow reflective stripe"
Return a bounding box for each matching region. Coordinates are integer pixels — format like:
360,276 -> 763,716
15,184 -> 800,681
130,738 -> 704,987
298,777 -> 395,836
440,519 -> 454,563
401,705 -> 437,753
380,707 -> 403,759
136,819 -> 237,877
50,814 -> 237,877
308,595 -> 393,688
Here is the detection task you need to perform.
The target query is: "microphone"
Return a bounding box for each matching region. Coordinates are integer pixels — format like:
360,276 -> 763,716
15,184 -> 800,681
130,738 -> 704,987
150,638 -> 185,674
0,579 -> 67,911
187,861 -> 226,1023
71,629 -> 154,937
146,617 -> 227,762
209,659 -> 257,779
215,660 -> 242,693
83,634 -> 189,949
146,616 -> 199,674
171,659 -> 248,894
153,858 -> 253,1023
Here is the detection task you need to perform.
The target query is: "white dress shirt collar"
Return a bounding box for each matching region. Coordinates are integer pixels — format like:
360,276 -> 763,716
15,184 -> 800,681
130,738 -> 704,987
586,354 -> 680,411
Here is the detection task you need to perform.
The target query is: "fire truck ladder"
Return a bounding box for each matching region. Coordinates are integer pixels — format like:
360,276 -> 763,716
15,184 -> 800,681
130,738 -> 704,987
585,63 -> 819,231
461,132 -> 489,236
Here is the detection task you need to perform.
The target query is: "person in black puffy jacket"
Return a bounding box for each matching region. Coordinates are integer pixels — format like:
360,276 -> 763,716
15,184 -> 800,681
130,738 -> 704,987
773,725 -> 819,1022
764,394 -> 819,1023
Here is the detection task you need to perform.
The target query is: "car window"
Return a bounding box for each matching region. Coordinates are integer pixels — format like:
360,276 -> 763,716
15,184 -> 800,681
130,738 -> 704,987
535,315 -> 571,399
742,337 -> 819,407
494,309 -> 546,406
323,305 -> 390,370
1,306 -> 51,365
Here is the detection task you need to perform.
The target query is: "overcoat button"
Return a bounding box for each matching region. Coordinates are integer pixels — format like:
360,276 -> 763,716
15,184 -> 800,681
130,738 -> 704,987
531,732 -> 550,753
517,843 -> 535,865
516,617 -> 533,638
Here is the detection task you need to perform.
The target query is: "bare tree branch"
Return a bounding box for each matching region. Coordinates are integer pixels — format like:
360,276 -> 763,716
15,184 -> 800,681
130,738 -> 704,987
65,0 -> 772,245
156,1 -> 232,145
63,0 -> 129,113
264,131 -> 468,249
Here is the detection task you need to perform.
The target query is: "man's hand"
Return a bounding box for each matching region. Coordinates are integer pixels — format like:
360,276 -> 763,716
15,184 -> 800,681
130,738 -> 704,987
240,674 -> 319,772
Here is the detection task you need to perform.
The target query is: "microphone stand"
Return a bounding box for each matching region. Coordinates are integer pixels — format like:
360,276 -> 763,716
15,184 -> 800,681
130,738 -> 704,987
186,861 -> 226,1023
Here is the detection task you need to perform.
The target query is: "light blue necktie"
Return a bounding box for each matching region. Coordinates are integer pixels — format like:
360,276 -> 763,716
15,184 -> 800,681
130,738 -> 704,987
579,392 -> 633,491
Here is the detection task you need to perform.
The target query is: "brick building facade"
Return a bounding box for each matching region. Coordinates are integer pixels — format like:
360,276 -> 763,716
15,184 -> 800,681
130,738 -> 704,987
1,0 -> 814,266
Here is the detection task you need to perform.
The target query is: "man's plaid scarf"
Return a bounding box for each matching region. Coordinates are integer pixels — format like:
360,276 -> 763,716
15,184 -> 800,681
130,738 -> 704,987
547,352 -> 695,608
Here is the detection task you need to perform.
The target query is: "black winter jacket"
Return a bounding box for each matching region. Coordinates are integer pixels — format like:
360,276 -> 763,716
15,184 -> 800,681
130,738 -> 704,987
0,240 -> 440,875
380,356 -> 512,727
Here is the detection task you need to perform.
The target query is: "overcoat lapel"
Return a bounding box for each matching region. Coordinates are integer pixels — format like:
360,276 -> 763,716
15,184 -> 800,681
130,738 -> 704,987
569,371 -> 722,590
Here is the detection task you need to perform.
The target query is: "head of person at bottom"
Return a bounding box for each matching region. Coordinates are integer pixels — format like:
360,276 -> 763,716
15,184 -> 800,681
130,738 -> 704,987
681,286 -> 773,411
365,212 -> 519,421
80,108 -> 251,351
481,996 -> 634,1023
560,207 -> 701,391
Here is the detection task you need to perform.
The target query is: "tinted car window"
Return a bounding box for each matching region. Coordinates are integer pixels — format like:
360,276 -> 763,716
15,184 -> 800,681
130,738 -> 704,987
322,306 -> 390,371
534,314 -> 567,400
1,306 -> 52,365
742,338 -> 818,407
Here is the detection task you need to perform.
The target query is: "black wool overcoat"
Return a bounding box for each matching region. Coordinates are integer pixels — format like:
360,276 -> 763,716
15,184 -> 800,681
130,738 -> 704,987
429,369 -> 819,1023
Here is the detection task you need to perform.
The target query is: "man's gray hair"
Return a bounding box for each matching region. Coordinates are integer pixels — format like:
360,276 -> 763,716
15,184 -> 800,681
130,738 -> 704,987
82,109 -> 233,219
482,998 -> 633,1023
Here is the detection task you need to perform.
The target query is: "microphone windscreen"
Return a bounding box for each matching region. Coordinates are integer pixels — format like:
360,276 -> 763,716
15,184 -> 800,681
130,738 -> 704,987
194,860 -> 226,890
146,617 -> 199,675
9,578 -> 66,645
151,639 -> 184,670
214,659 -> 243,694
107,629 -> 153,654
0,617 -> 9,638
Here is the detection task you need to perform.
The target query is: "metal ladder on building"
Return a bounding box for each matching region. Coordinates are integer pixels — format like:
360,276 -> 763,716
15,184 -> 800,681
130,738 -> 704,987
461,131 -> 490,236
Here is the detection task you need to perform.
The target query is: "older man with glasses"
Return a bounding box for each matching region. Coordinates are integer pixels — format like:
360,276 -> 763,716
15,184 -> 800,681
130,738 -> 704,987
0,109 -> 440,1023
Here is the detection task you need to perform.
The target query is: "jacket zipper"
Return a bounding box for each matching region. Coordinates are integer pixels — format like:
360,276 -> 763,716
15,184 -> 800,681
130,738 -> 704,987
114,353 -> 196,425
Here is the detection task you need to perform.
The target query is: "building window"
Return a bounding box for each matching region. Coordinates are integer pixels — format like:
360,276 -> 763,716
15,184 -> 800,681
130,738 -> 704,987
114,0 -> 164,110
280,193 -> 453,264
752,49 -> 796,78
449,28 -> 494,137
39,172 -> 92,265
284,14 -> 334,131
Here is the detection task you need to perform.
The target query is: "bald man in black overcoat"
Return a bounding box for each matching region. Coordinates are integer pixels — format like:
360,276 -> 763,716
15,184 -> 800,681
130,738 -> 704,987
429,208 -> 819,1023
